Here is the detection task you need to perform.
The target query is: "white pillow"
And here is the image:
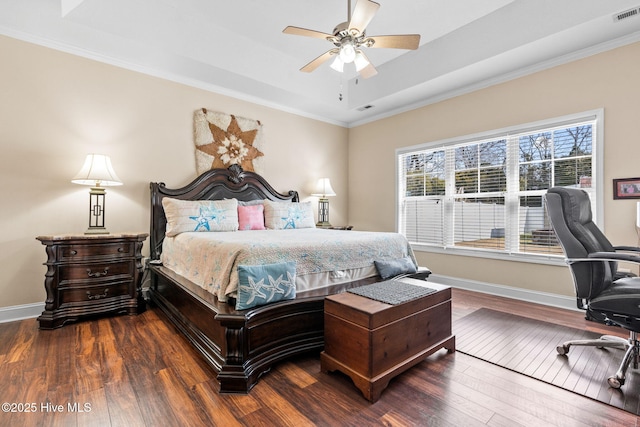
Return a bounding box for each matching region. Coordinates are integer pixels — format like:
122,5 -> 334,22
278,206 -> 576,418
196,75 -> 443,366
162,198 -> 239,236
263,200 -> 316,229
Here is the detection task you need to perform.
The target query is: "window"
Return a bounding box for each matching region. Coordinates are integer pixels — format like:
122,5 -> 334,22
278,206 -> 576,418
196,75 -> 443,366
396,111 -> 602,260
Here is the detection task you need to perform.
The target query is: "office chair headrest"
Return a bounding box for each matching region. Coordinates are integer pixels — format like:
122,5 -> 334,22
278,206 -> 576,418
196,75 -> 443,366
547,187 -> 592,226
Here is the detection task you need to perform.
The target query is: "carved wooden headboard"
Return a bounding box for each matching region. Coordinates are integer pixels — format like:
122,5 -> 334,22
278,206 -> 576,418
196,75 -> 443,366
149,164 -> 299,260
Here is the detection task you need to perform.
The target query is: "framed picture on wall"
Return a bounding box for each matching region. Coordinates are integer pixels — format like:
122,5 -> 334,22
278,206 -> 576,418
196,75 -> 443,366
613,177 -> 640,199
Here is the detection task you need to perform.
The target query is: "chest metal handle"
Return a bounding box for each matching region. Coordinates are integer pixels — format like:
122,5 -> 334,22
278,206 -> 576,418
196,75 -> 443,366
87,267 -> 109,278
86,289 -> 109,300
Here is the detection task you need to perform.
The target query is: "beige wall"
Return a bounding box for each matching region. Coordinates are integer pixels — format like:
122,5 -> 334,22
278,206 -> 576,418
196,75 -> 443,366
348,41 -> 640,297
3,34 -> 640,311
0,35 -> 349,309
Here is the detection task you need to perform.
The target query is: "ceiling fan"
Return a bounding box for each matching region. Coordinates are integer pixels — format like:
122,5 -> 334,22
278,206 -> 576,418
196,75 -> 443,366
283,0 -> 420,79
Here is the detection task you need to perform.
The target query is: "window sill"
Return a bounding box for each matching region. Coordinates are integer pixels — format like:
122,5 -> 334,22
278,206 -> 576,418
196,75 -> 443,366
410,243 -> 567,267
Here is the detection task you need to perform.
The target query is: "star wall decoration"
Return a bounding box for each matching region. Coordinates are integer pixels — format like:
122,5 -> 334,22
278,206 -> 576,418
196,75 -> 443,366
194,108 -> 265,175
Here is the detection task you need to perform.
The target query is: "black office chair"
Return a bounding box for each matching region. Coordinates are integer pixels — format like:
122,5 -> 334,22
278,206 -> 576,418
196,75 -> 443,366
545,187 -> 640,388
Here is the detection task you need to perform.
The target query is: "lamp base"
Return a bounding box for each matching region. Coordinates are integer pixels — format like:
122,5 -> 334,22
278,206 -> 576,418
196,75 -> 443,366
85,227 -> 110,235
85,186 -> 110,235
316,198 -> 331,228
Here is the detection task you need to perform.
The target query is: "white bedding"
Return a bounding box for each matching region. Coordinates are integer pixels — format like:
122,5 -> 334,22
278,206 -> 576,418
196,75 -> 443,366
160,228 -> 416,302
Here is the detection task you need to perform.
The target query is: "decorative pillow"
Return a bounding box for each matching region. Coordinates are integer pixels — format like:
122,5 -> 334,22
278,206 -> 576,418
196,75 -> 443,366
263,200 -> 315,230
162,197 -> 239,236
374,256 -> 418,280
238,204 -> 266,231
236,262 -> 297,310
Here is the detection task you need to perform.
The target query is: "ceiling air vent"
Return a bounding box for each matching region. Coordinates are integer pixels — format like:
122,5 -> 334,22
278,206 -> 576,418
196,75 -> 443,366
613,7 -> 639,22
357,105 -> 375,112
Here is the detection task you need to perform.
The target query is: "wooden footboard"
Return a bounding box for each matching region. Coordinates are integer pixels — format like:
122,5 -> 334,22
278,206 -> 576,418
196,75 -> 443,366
149,265 -> 327,393
148,264 -> 383,393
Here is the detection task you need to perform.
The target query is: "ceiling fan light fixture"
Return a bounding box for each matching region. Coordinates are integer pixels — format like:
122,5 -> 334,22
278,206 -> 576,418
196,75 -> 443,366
354,51 -> 369,71
330,56 -> 345,72
339,41 -> 356,63
284,0 -> 420,77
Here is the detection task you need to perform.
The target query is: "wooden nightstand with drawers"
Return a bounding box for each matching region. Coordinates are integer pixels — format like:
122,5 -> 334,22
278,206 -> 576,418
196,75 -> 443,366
36,233 -> 148,329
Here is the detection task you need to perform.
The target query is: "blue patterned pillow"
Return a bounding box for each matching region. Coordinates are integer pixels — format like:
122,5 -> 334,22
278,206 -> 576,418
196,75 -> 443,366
263,200 -> 315,229
374,256 -> 417,280
162,197 -> 238,236
236,262 -> 297,310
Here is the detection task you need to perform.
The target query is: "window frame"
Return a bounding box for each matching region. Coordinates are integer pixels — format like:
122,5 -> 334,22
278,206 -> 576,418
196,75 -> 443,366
395,109 -> 604,265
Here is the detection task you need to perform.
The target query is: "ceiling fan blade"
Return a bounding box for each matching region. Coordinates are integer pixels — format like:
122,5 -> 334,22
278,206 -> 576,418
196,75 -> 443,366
348,0 -> 380,35
367,34 -> 421,50
300,50 -> 337,73
283,26 -> 333,40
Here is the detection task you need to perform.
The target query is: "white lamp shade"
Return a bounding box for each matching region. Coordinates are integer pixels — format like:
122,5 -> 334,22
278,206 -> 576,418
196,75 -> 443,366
72,154 -> 122,186
330,56 -> 345,72
312,178 -> 336,197
354,51 -> 369,72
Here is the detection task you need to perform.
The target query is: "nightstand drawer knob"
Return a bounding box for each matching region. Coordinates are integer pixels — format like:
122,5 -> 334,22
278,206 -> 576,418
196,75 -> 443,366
70,250 -> 78,255
86,267 -> 109,278
117,247 -> 125,253
86,289 -> 109,300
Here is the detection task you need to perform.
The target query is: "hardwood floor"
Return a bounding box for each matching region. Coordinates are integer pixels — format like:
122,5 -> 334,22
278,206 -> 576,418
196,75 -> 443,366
1,288 -> 638,427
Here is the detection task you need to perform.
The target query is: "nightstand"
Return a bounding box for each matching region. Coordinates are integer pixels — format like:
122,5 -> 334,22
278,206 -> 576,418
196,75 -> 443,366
36,232 -> 148,329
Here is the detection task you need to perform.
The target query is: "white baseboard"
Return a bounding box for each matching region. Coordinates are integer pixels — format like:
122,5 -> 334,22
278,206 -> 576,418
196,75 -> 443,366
429,273 -> 580,312
0,303 -> 44,324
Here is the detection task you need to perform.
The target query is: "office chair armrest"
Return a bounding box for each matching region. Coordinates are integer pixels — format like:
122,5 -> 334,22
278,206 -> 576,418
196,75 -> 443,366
566,253 -> 640,265
586,251 -> 640,263
613,246 -> 640,253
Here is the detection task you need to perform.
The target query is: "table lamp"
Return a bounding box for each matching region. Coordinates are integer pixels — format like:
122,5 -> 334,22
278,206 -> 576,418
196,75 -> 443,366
72,154 -> 122,234
312,178 -> 336,227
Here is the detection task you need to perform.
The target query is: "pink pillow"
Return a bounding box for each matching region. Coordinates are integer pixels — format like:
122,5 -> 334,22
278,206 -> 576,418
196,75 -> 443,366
238,204 -> 266,230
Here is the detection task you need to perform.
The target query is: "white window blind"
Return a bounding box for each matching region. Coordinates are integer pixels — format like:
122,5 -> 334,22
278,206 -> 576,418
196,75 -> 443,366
397,111 -> 600,259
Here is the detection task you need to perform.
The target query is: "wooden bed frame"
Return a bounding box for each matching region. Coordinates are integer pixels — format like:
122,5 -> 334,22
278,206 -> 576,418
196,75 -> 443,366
147,165 -> 379,393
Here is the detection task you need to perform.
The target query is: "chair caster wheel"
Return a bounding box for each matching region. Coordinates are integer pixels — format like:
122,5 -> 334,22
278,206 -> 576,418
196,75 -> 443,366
557,345 -> 569,355
608,376 -> 624,389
